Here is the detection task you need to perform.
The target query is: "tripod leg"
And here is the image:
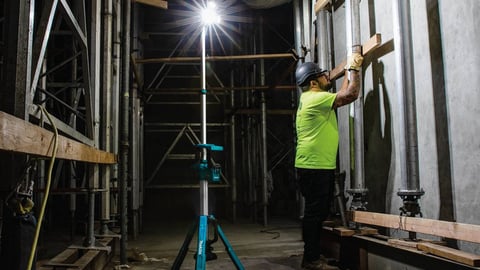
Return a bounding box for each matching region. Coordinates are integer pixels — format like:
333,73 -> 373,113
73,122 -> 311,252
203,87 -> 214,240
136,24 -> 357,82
195,215 -> 208,270
216,223 -> 244,270
172,221 -> 198,270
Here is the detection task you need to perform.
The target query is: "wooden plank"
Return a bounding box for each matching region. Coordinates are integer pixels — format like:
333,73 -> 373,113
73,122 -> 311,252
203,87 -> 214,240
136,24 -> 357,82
133,0 -> 168,9
333,226 -> 355,236
137,53 -> 296,64
314,0 -> 330,13
42,262 -> 79,268
417,242 -> 480,267
330,33 -> 382,80
356,226 -> 378,235
388,238 -> 447,249
350,211 -> 480,244
388,238 -> 419,249
39,248 -> 79,270
0,111 -> 116,164
71,250 -> 100,269
49,248 -> 79,263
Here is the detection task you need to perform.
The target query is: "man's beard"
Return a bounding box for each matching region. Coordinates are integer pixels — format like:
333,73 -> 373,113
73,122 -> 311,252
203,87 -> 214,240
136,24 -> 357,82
322,81 -> 332,90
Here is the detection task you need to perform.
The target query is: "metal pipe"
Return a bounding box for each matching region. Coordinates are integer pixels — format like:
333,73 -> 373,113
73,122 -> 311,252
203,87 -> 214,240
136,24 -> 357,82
301,0 -> 311,62
110,0 -> 122,220
316,9 -> 330,70
345,0 -> 368,211
230,71 -> 237,222
130,2 -> 142,240
350,0 -> 365,189
100,0 -> 113,234
393,0 -> 424,219
83,0 -> 102,248
120,0 -> 131,264
316,3 -> 348,226
131,83 -> 140,240
393,0 -> 420,191
292,0 -> 304,219
145,85 -> 297,93
69,46 -> 78,239
293,0 -> 302,61
259,16 -> 268,227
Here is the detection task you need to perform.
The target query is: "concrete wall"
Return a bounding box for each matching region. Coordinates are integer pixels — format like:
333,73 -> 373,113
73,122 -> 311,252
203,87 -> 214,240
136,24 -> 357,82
330,0 -> 480,253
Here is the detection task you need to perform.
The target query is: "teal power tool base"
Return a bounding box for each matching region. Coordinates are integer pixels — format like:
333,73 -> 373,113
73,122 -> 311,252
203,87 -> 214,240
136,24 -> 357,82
171,215 -> 244,270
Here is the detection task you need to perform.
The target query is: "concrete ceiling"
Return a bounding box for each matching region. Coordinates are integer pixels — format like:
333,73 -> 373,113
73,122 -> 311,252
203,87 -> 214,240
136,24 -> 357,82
242,0 -> 292,9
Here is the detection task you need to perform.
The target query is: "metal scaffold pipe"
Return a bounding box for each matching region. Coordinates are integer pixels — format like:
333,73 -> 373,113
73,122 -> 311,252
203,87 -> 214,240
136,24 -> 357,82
292,0 -> 304,221
293,0 -> 302,63
316,3 -> 348,227
120,0 -> 131,264
259,16 -> 269,227
392,0 -> 424,220
100,0 -> 113,234
345,0 -> 368,211
316,8 -> 330,71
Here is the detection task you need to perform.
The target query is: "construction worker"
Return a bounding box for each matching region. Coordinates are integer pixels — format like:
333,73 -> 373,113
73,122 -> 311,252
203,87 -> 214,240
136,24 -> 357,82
294,48 -> 363,270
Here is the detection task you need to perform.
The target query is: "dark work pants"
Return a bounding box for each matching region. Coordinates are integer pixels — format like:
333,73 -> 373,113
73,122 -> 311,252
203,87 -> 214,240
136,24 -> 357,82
297,168 -> 335,262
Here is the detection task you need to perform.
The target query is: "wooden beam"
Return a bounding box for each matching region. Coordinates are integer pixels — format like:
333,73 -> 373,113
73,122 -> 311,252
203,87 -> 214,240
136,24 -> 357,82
350,211 -> 480,244
315,0 -> 330,13
0,111 -> 116,164
133,0 -> 168,9
39,237 -> 116,270
387,238 -> 446,249
333,226 -> 356,236
417,242 -> 480,267
330,33 -> 382,80
136,53 -> 296,64
388,238 -> 419,249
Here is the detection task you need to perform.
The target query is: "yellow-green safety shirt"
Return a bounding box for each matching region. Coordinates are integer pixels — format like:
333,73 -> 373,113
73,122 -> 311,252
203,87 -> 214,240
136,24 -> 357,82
295,90 -> 338,169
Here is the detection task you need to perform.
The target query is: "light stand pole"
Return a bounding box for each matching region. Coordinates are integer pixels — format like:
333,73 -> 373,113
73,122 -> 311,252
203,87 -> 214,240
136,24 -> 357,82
200,23 -> 209,221
171,3 -> 244,269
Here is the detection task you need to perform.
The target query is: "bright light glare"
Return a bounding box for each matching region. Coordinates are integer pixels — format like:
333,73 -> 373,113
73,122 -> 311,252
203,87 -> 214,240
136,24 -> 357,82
201,1 -> 221,25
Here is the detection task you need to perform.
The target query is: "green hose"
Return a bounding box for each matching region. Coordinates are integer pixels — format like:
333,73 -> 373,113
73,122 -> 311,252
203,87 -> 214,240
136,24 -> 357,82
27,106 -> 58,270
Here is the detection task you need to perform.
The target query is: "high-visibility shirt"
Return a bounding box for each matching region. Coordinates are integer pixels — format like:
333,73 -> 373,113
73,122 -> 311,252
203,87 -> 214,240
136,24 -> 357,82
295,90 -> 338,169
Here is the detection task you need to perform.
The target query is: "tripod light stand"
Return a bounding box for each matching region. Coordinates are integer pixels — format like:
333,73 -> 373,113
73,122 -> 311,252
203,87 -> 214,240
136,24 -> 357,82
172,2 -> 244,270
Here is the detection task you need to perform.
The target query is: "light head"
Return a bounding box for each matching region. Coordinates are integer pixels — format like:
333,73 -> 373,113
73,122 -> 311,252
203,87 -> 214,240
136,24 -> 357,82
201,1 -> 221,26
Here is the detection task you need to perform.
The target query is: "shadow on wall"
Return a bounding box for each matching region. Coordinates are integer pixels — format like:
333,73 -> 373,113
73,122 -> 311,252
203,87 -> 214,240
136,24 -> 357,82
364,60 -> 392,215
426,0 -> 457,248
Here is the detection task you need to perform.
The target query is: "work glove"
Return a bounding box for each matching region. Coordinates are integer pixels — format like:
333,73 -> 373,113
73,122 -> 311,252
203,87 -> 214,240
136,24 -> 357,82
346,52 -> 363,71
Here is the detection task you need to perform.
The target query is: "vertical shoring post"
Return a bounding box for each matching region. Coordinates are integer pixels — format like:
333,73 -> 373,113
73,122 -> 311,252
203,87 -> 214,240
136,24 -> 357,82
131,2 -> 141,241
345,0 -> 368,211
259,16 -> 269,227
83,0 -> 102,248
100,0 -> 113,235
119,0 -> 131,264
317,3 -> 348,227
292,0 -> 305,220
393,0 -> 424,234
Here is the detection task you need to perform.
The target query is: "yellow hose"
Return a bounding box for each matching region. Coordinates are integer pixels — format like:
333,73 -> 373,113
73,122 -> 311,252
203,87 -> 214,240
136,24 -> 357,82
27,106 -> 58,270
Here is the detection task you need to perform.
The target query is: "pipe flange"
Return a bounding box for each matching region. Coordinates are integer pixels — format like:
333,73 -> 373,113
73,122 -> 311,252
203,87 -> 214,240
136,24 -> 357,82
346,188 -> 369,196
397,189 -> 425,198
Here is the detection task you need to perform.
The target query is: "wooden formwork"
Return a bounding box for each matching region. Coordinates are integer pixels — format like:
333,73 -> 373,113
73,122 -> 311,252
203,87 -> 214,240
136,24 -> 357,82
38,237 -> 116,270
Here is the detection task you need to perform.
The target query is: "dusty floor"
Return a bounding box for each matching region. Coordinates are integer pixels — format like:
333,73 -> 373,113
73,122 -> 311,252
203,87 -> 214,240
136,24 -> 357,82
108,217 -> 306,270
